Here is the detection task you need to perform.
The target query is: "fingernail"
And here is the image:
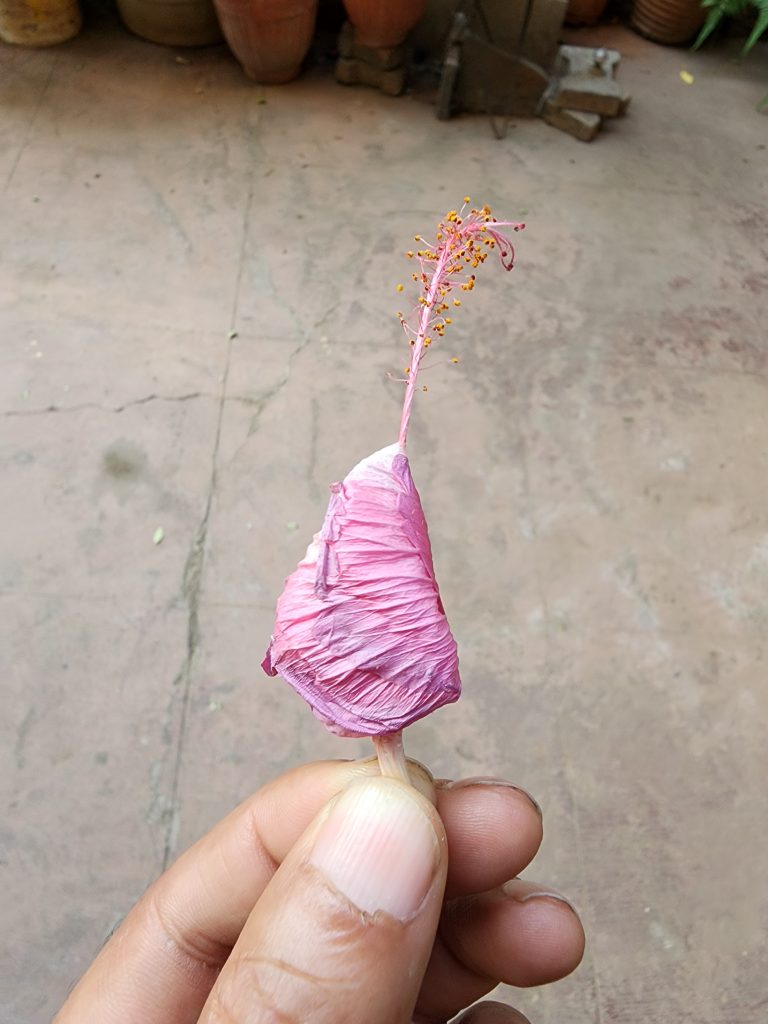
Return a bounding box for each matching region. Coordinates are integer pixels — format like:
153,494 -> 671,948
402,756 -> 435,785
310,779 -> 440,921
503,882 -> 578,915
445,777 -> 542,818
352,756 -> 435,803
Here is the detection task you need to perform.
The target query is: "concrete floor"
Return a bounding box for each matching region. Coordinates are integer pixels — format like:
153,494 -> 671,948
2,9 -> 767,1022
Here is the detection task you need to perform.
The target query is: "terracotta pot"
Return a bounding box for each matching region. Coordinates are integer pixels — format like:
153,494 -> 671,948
342,0 -> 425,47
0,0 -> 81,45
631,0 -> 706,44
117,0 -> 223,46
214,0 -> 318,82
117,0 -> 222,45
565,0 -> 609,25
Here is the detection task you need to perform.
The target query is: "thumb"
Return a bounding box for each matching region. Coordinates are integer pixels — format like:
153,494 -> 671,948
199,775 -> 447,1024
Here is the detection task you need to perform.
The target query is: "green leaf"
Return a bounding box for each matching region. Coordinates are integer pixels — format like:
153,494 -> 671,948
153,527 -> 165,545
742,5 -> 768,52
691,0 -> 760,48
692,5 -> 728,48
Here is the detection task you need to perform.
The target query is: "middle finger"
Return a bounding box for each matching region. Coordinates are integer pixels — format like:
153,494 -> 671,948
436,779 -> 544,898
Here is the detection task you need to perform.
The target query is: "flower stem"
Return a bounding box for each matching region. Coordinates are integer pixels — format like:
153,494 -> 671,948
373,731 -> 411,784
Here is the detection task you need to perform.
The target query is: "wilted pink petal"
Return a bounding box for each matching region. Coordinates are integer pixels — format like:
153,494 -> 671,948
262,444 -> 461,737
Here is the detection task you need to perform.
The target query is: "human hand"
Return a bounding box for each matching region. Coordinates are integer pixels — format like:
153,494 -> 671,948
55,758 -> 584,1024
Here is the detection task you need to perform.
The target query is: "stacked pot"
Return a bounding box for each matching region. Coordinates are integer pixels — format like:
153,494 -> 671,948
215,0 -> 425,84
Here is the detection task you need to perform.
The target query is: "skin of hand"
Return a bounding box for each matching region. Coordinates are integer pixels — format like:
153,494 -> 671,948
54,757 -> 584,1024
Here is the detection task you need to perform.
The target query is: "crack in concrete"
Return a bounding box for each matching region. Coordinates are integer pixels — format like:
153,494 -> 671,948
4,55 -> 57,192
266,299 -> 339,408
4,392 -> 209,417
225,332 -> 315,468
14,706 -> 35,770
160,373 -> 228,872
139,171 -> 194,254
159,177 -> 256,870
4,392 -> 281,419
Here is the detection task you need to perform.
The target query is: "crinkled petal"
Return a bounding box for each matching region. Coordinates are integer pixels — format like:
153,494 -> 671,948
262,444 -> 461,736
